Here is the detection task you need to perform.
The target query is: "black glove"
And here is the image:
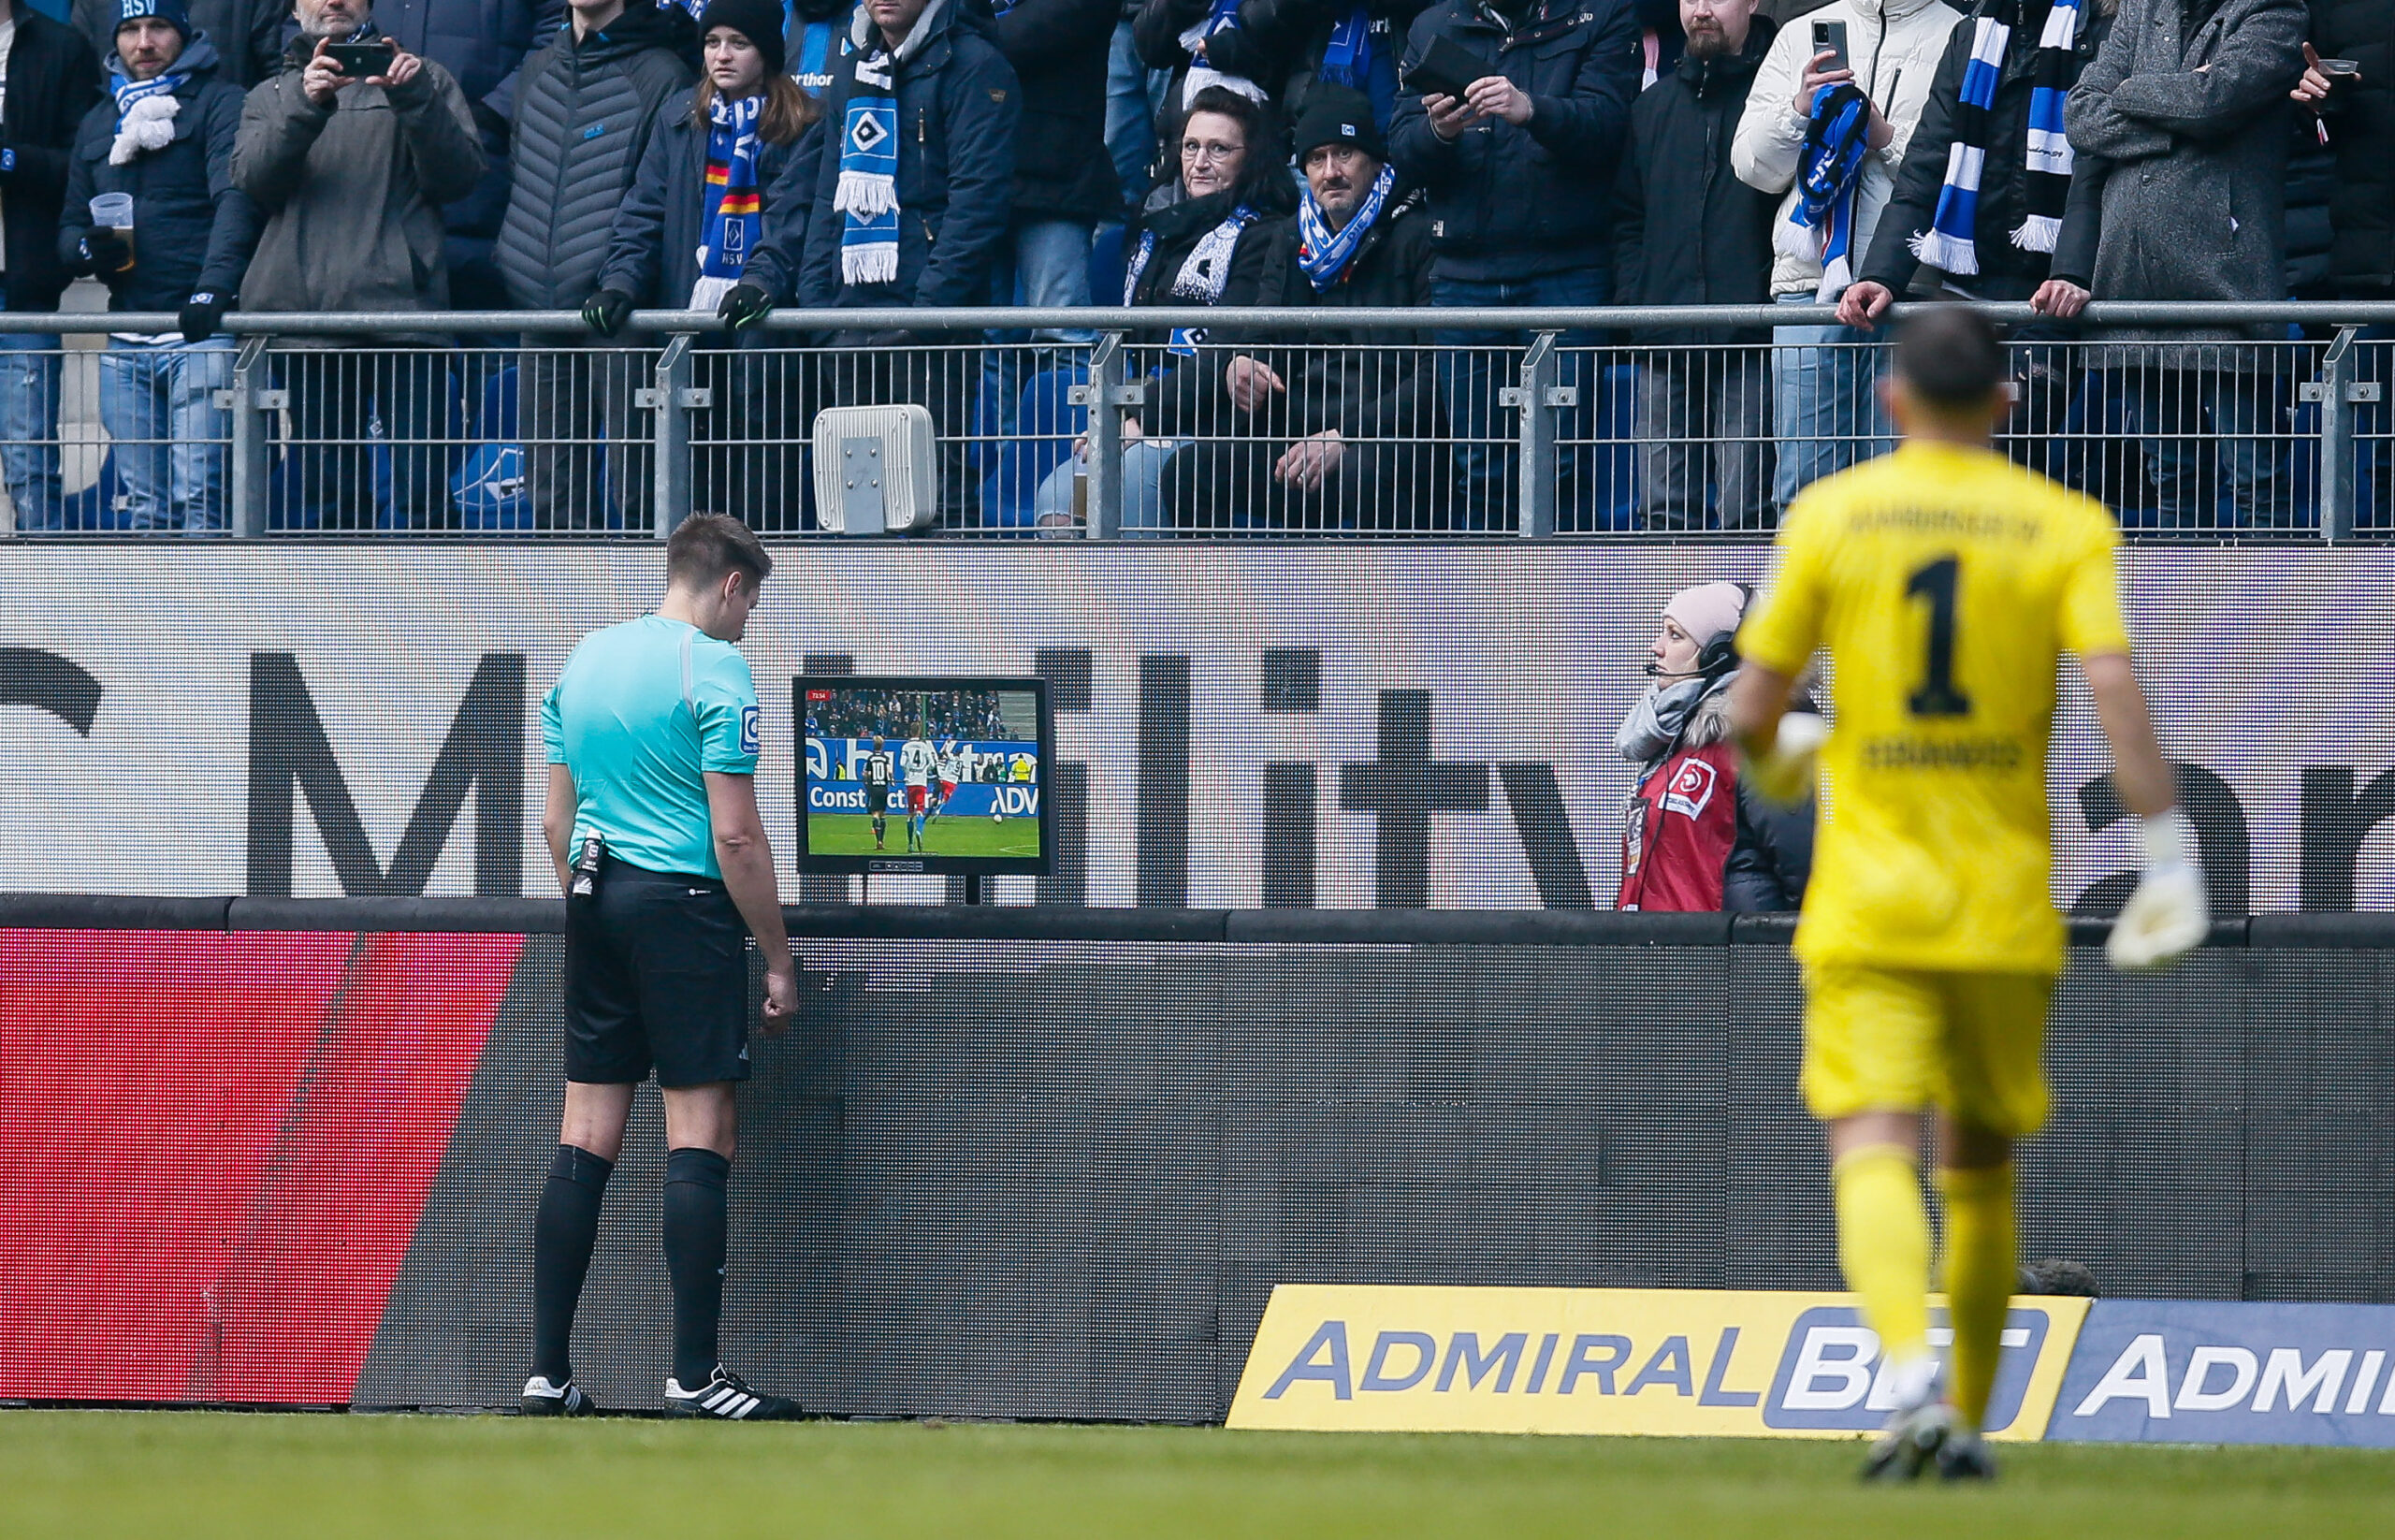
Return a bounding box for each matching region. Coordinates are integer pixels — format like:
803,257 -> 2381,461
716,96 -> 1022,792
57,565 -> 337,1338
180,291 -> 230,343
716,282 -> 775,331
581,287 -> 634,338
80,230 -> 132,276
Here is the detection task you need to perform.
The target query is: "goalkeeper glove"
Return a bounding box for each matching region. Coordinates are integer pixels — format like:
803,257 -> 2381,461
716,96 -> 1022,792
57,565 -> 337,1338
2106,808 -> 2209,971
1739,710 -> 1828,806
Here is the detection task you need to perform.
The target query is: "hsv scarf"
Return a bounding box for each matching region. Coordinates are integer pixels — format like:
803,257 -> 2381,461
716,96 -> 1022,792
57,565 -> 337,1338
2018,0 -> 2082,254
108,59 -> 191,167
1123,203 -> 1260,353
1776,81 -> 1871,300
691,94 -> 766,311
1180,0 -> 1268,106
836,52 -> 902,285
1296,162 -> 1394,292
1316,6 -> 1398,129
1911,0 -> 2083,274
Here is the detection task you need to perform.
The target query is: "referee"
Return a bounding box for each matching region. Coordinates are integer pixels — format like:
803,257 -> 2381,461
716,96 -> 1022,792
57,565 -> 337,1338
523,515 -> 802,1420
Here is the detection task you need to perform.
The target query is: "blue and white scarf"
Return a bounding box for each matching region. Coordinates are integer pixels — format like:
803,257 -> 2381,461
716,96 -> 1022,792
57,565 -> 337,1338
692,93 -> 765,311
1776,81 -> 1871,301
836,52 -> 902,285
1179,0 -> 1267,106
2018,0 -> 2082,254
107,49 -> 196,167
1316,6 -> 1399,130
1124,202 -> 1260,354
1909,0 -> 2083,275
1295,162 -> 1394,292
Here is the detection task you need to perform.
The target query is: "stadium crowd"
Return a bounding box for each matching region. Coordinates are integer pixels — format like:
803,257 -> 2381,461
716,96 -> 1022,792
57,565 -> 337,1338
0,0 -> 2364,530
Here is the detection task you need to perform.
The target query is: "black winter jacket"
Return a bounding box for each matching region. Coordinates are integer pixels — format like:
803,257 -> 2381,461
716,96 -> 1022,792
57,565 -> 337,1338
1860,0 -> 2110,298
75,0 -> 284,87
1723,775 -> 1814,911
1611,19 -> 1779,341
1190,186 -> 1439,442
596,85 -> 809,310
58,43 -> 262,312
990,0 -> 1121,221
1233,0 -> 1430,126
2303,0 -> 2395,290
0,10 -> 102,313
1386,0 -> 1645,280
790,0 -> 1023,310
497,3 -> 696,311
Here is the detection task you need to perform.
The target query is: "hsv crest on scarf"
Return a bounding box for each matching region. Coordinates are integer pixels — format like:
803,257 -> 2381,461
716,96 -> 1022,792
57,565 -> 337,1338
1911,0 -> 2083,275
691,94 -> 764,311
1297,163 -> 1395,292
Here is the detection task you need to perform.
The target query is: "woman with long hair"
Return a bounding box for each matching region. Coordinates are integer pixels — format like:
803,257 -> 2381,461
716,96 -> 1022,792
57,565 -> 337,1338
590,0 -> 822,526
1034,83 -> 1293,530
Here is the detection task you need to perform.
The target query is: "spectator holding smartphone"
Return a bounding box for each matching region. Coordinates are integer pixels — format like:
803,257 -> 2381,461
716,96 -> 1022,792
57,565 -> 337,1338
233,0 -> 486,528
2295,23 -> 2394,517
1386,0 -> 1646,530
1733,0 -> 1960,515
58,0 -> 261,533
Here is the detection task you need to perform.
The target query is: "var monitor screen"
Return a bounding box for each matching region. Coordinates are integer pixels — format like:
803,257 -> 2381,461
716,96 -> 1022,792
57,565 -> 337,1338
794,676 -> 1052,877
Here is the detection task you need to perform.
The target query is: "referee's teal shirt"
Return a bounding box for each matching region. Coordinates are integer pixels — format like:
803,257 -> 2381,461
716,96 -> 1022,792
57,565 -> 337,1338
542,615 -> 762,879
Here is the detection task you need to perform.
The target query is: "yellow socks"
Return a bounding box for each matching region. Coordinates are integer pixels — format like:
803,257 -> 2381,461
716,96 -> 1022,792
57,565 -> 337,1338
1938,1162 -> 2017,1433
1834,1145 -> 1932,1373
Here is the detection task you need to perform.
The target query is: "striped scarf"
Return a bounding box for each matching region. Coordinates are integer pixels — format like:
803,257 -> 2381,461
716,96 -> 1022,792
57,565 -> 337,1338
836,53 -> 902,286
1776,82 -> 1872,300
1296,163 -> 1394,292
1911,0 -> 2083,275
691,94 -> 765,311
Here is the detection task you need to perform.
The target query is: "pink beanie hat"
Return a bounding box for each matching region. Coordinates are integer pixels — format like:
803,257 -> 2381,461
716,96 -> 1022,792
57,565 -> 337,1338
1662,581 -> 1749,650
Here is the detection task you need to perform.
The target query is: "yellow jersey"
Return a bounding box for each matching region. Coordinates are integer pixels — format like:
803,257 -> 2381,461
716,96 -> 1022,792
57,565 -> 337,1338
1737,440 -> 2131,974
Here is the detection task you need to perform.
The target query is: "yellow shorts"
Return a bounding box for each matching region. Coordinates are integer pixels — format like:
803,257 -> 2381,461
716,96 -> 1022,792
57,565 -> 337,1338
1800,965 -> 2055,1138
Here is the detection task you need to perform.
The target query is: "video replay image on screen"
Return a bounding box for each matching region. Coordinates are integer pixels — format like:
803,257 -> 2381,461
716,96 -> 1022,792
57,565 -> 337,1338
793,676 -> 1052,878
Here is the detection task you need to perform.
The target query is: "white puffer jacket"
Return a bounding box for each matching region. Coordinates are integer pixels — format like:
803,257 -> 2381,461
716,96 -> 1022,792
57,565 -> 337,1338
1731,0 -> 1963,298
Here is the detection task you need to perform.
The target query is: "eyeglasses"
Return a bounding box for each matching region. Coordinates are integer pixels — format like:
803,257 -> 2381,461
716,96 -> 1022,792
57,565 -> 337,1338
1180,140 -> 1244,164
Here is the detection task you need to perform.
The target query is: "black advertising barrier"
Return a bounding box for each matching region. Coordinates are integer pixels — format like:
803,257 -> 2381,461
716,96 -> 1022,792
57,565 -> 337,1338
0,897 -> 2385,1419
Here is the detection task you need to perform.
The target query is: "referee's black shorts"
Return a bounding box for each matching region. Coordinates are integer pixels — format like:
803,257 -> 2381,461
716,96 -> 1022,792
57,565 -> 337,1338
562,859 -> 750,1087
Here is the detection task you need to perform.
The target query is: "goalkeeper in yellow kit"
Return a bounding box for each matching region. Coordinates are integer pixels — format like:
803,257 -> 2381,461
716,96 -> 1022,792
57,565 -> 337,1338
1727,310 -> 2209,1482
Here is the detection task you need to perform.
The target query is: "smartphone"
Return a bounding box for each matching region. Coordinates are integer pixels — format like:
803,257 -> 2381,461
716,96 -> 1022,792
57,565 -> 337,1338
1811,19 -> 1851,75
1408,36 -> 1487,103
325,40 -> 397,79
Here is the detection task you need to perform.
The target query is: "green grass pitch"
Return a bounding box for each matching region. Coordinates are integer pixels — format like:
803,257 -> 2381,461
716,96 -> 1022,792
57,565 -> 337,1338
806,809 -> 1042,861
4,1412 -> 2389,1540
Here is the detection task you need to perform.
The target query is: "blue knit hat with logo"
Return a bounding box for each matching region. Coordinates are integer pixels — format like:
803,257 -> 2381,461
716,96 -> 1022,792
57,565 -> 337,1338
111,0 -> 193,41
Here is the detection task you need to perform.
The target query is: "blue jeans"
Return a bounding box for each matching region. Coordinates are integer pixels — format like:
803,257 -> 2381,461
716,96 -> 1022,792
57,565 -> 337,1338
2116,357 -> 2288,529
1031,435 -> 1176,531
1105,22 -> 1165,204
990,216 -> 1096,345
1432,265 -> 1609,530
0,333 -> 63,529
98,336 -> 236,532
1771,293 -> 1892,514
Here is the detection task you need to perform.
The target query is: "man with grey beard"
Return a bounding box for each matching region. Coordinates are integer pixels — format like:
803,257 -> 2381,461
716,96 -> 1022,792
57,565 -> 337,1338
1614,0 -> 1781,529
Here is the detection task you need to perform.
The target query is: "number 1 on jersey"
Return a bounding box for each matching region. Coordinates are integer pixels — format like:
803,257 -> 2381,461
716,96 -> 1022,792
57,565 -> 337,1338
1906,556 -> 1973,718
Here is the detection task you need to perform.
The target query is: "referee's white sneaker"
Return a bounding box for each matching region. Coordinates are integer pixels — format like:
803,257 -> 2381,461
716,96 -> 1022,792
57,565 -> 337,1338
519,1375 -> 599,1417
665,1366 -> 804,1421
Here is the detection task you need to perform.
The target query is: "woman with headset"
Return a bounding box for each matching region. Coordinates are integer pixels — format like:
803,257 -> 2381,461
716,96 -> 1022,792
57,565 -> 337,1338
1615,581 -> 1816,912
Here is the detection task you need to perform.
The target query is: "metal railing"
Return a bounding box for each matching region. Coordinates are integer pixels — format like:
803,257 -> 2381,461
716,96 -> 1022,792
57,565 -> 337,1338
3,301 -> 2391,540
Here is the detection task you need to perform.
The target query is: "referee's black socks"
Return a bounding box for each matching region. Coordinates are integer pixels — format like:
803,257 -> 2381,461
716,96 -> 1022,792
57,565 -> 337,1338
662,1146 -> 732,1389
531,1144 -> 615,1383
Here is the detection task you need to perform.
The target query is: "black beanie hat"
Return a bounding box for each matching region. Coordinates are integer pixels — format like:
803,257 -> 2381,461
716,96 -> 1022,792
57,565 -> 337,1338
1290,86 -> 1386,164
699,0 -> 789,78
